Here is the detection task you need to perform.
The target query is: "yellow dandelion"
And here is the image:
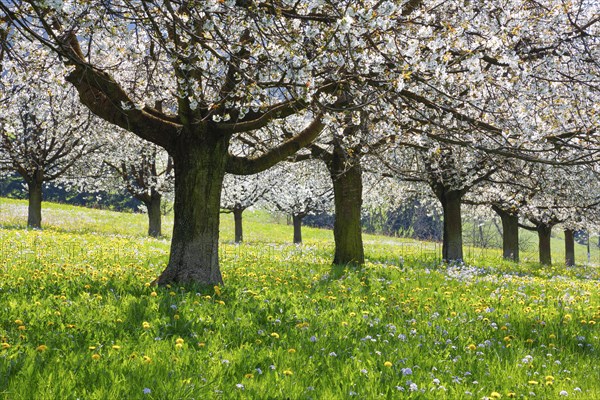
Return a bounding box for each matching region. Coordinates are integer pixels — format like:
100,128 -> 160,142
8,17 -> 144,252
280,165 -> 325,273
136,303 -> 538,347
507,393 -> 516,398
467,344 -> 477,351
112,345 -> 121,350
91,353 -> 101,360
490,392 -> 502,399
288,348 -> 296,353
143,355 -> 152,364
88,346 -> 97,350
17,325 -> 26,331
142,321 -> 151,329
214,286 -> 221,296
244,373 -> 254,379
198,342 -> 205,347
384,361 -> 393,368
528,380 -> 538,385
545,375 -> 554,381
36,345 -> 48,352
14,320 -> 23,325
150,291 -> 157,297
341,321 -> 349,326
283,369 -> 293,376
1,343 -> 11,349
271,332 -> 280,339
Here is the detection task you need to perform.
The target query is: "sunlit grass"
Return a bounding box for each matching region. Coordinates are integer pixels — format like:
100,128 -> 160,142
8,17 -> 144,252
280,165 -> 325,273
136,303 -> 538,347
1,198 -> 599,399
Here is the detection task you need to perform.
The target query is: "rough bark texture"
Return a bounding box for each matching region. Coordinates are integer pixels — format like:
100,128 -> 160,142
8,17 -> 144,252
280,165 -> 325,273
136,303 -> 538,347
293,214 -> 303,244
439,191 -> 463,262
157,132 -> 230,286
330,149 -> 364,266
27,179 -> 43,229
537,224 -> 552,266
147,192 -> 162,238
564,228 -> 575,267
494,207 -> 519,262
233,208 -> 244,244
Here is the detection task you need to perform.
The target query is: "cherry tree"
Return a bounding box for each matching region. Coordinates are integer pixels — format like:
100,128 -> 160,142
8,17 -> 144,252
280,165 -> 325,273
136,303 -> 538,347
1,1 -> 408,285
265,161 -> 332,244
0,50 -> 99,228
220,172 -> 271,243
103,132 -> 174,238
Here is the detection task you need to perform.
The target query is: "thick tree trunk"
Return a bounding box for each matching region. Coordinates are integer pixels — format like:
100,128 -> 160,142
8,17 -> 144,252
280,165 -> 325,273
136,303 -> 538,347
494,207 -> 519,262
293,214 -> 303,244
157,134 -> 229,286
440,191 -> 463,262
330,150 -> 364,266
233,207 -> 243,244
564,228 -> 575,267
537,224 -> 552,266
147,192 -> 162,238
27,180 -> 43,229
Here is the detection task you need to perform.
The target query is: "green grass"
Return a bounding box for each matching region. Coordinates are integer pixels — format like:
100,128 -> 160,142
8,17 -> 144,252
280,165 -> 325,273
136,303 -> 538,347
1,198 -> 599,399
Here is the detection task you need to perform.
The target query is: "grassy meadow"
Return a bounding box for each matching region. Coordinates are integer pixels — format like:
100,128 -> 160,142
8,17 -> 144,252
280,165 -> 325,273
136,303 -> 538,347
1,197 -> 599,399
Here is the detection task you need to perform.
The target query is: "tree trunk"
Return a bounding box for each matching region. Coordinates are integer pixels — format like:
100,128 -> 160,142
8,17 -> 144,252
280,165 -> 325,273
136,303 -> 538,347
564,228 -> 575,267
27,179 -> 43,229
537,224 -> 552,266
157,134 -> 229,286
440,191 -> 463,262
494,207 -> 519,262
233,207 -> 243,244
147,191 -> 162,238
293,214 -> 303,244
329,147 -> 364,266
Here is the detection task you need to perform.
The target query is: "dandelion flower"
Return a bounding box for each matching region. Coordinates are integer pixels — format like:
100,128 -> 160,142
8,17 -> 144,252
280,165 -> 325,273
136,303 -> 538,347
528,380 -> 538,385
92,353 -> 101,360
143,355 -> 152,364
14,320 -> 23,325
214,286 -> 221,296
142,321 -> 151,329
283,370 -> 293,376
150,292 -> 157,297
467,344 -> 477,351
1,343 -> 10,350
288,348 -> 296,353
176,338 -> 184,345
244,373 -> 254,379
384,361 -> 393,368
36,345 -> 48,352
271,332 -> 279,339
112,345 -> 121,350
490,392 -> 502,398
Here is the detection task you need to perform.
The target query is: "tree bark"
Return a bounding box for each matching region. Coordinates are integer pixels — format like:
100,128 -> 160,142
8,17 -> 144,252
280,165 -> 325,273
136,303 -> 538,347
157,133 -> 230,286
330,149 -> 364,266
147,191 -> 162,238
293,214 -> 303,244
27,179 -> 43,229
564,228 -> 575,267
233,207 -> 244,244
439,191 -> 463,262
537,224 -> 552,266
493,207 -> 519,262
